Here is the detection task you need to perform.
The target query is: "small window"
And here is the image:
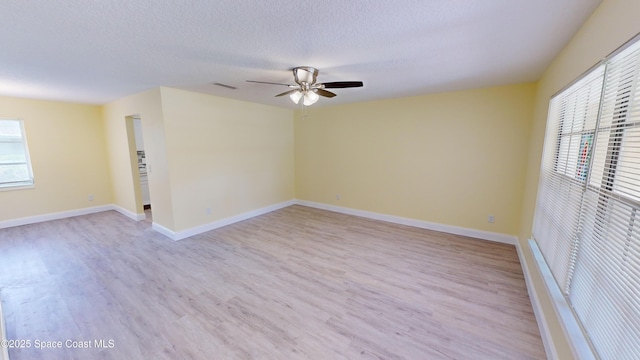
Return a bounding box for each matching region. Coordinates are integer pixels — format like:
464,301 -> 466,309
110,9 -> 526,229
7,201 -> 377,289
0,119 -> 34,189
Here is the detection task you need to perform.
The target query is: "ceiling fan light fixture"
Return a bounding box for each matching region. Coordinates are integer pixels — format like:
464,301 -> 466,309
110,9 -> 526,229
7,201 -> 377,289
289,90 -> 303,104
303,90 -> 319,106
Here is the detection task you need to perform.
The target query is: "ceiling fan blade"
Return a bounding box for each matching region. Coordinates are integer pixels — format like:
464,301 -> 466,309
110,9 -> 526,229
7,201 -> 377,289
320,81 -> 363,89
275,89 -> 299,97
246,80 -> 294,87
315,89 -> 337,98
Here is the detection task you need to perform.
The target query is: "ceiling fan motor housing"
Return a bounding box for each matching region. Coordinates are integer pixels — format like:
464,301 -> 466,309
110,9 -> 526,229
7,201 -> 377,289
293,66 -> 318,85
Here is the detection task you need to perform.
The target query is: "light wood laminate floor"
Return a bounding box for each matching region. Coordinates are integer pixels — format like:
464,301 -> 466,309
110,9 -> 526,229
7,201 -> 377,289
0,205 -> 545,359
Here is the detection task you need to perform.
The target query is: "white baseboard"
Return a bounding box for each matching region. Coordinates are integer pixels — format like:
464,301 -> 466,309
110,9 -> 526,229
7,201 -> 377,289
0,299 -> 8,360
294,200 -> 517,245
151,222 -> 175,240
155,200 -> 297,241
0,205 -> 114,229
517,241 -> 558,360
0,199 -> 515,246
0,204 -> 146,229
111,205 -> 146,221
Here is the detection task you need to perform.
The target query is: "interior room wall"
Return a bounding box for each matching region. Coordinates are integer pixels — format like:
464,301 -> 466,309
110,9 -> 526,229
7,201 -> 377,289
158,87 -> 295,232
0,95 -> 112,223
102,88 -> 175,229
295,83 -> 536,237
518,0 -> 640,357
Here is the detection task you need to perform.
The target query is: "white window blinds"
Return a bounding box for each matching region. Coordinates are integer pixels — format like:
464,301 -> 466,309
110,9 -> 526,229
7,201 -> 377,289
0,119 -> 34,188
533,36 -> 640,359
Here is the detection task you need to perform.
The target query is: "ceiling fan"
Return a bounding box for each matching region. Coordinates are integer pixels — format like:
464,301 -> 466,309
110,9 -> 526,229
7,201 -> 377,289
247,66 -> 363,106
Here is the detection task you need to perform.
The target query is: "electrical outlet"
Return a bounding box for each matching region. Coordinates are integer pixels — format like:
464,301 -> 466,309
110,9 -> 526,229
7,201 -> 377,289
206,207 -> 212,215
336,194 -> 341,200
88,194 -> 94,202
488,215 -> 495,223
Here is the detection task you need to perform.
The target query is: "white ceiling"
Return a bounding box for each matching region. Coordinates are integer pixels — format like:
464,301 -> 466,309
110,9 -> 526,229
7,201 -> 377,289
0,0 -> 601,109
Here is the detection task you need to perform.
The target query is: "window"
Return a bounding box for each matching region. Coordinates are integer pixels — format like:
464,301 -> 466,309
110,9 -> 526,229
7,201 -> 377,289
533,35 -> 640,359
0,119 -> 34,189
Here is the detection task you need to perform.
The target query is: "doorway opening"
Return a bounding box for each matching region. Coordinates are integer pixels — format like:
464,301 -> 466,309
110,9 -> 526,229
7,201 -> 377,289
127,115 -> 151,221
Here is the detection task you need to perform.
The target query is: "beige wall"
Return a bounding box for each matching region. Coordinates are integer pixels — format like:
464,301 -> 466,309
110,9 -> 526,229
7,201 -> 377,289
0,96 -> 112,222
5,86 -> 295,235
295,83 -> 536,236
102,88 -> 175,229
518,0 -> 640,357
159,88 -> 294,231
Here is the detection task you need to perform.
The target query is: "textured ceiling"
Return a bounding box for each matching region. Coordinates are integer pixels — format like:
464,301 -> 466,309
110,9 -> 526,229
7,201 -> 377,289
0,0 -> 601,108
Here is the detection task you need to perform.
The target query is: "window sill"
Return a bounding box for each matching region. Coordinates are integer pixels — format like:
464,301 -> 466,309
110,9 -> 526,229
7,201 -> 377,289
0,184 -> 35,192
529,239 -> 596,360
